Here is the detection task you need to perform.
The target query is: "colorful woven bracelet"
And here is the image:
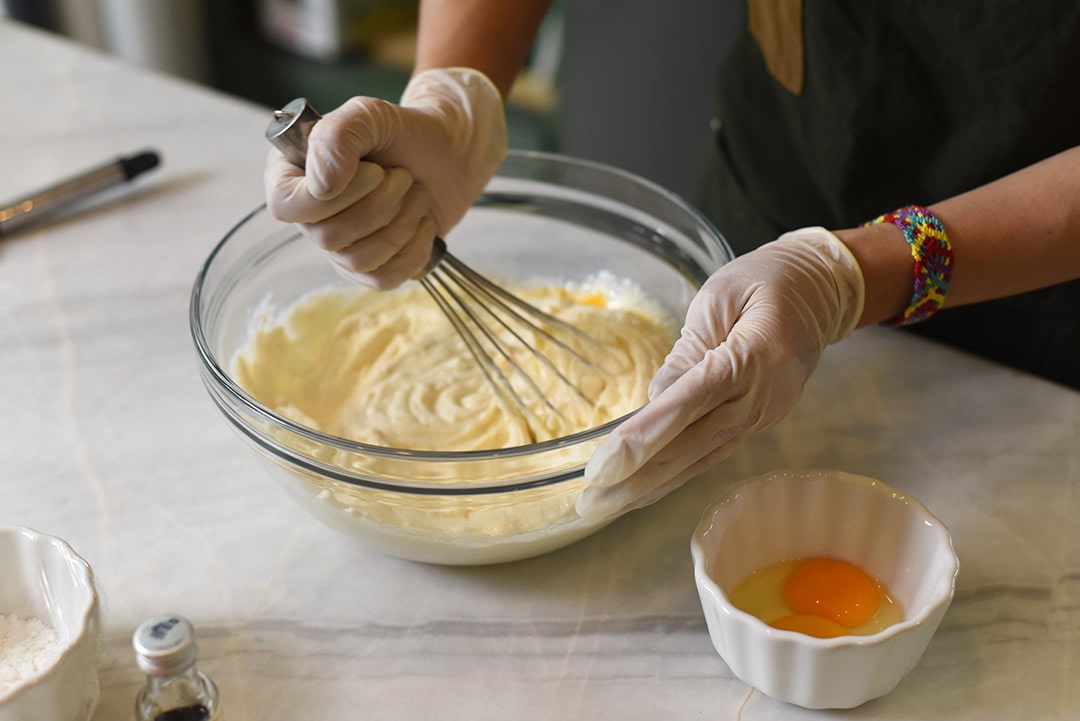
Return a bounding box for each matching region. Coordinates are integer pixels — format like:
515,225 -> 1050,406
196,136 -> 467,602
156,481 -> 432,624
865,205 -> 953,327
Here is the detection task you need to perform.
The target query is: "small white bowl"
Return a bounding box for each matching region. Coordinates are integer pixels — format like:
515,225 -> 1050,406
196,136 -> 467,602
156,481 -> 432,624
0,527 -> 101,721
691,469 -> 959,709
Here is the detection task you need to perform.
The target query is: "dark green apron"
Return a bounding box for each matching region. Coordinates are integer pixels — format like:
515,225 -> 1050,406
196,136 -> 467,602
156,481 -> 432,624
702,0 -> 1080,388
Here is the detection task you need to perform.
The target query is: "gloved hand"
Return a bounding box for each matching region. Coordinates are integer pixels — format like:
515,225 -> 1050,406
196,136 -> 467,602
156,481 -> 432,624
576,227 -> 866,520
264,67 -> 508,289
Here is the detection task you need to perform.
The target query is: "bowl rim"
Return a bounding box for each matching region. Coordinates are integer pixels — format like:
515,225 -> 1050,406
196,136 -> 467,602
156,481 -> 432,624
690,468 -> 960,648
189,149 -> 730,491
0,525 -> 100,704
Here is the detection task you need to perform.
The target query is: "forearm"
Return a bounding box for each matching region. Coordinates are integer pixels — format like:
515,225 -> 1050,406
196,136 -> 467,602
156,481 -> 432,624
413,0 -> 553,97
836,144 -> 1080,327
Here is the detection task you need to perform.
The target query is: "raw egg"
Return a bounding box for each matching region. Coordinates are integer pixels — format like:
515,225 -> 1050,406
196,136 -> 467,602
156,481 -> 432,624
728,557 -> 903,638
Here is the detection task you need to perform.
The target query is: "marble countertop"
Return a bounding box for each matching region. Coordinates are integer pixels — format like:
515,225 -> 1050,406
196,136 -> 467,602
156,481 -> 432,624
2,19 -> 1077,721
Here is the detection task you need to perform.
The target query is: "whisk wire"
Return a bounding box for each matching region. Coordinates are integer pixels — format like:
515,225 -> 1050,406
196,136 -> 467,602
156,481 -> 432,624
441,253 -> 598,358
421,248 -> 609,418
437,252 -> 601,404
266,102 -> 607,436
421,270 -> 568,424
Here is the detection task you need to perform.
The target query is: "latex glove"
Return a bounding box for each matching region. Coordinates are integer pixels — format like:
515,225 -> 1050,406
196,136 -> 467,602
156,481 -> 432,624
264,67 -> 508,289
576,227 -> 865,520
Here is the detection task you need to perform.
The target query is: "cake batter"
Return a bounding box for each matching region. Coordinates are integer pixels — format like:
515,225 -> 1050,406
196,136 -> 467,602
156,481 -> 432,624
233,276 -> 676,450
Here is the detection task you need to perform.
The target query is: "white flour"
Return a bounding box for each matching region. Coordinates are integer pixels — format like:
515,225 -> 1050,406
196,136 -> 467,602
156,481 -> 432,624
0,614 -> 63,694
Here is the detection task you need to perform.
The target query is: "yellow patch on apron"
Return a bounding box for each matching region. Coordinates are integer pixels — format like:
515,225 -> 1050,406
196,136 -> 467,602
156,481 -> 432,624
747,0 -> 805,95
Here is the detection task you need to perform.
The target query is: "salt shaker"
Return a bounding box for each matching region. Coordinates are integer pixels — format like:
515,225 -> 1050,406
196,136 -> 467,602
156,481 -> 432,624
133,614 -> 222,721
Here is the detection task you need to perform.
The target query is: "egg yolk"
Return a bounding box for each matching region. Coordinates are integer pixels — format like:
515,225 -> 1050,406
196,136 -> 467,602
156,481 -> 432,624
782,557 -> 879,628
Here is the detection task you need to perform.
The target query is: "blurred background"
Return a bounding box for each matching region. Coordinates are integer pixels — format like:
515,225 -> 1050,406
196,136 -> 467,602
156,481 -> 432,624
1,0 -> 741,200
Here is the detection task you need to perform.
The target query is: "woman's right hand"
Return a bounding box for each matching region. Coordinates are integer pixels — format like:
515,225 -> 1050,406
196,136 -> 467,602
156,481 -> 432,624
263,67 -> 508,289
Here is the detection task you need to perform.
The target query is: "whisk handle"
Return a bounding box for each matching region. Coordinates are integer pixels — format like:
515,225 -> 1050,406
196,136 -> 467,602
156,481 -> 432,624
266,98 -> 451,280
422,237 -> 448,276
266,98 -> 322,169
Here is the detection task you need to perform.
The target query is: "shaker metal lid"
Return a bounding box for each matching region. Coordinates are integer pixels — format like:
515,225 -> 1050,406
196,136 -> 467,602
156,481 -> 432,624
133,613 -> 198,676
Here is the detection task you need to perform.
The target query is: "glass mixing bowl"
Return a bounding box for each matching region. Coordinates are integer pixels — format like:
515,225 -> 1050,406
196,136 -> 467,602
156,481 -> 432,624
190,150 -> 732,565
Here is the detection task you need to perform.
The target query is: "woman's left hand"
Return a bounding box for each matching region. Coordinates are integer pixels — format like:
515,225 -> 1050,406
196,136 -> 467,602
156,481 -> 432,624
576,227 -> 865,520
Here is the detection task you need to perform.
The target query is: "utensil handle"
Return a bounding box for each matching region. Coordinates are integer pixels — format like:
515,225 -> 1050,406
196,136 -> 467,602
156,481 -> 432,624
264,98 -> 448,277
265,98 -> 322,169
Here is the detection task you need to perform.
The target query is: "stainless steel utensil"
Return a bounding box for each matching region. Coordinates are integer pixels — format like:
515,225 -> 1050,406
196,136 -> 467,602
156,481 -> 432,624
266,98 -> 606,436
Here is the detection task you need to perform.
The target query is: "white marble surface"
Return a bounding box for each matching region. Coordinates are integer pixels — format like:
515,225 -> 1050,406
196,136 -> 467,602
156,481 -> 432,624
1,19 -> 1077,720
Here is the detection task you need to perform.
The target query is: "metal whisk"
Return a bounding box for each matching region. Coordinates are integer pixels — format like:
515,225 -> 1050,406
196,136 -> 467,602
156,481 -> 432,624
265,98 -> 606,432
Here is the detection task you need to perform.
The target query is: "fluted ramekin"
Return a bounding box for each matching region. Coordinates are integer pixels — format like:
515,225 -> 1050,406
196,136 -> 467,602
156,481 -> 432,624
691,469 -> 959,709
0,526 -> 100,721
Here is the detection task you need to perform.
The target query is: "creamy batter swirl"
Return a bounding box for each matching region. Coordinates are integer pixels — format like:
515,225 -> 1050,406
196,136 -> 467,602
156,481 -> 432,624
232,277 -> 676,451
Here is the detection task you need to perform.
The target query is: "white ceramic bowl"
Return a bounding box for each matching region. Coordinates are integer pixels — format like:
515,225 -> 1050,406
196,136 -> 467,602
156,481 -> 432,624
691,469 -> 959,709
0,527 -> 101,721
191,150 -> 732,565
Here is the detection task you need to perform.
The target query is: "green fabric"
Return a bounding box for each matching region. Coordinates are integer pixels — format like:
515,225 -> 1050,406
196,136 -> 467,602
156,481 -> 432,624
703,0 -> 1080,388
